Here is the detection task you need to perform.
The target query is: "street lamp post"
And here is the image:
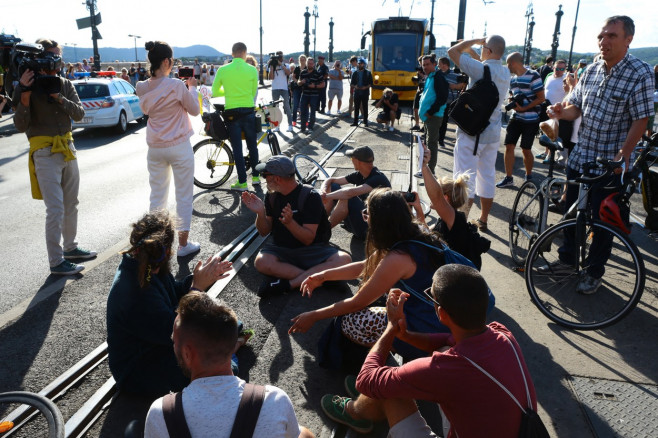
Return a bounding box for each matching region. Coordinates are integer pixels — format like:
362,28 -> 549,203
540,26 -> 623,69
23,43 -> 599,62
128,34 -> 141,62
259,0 -> 264,85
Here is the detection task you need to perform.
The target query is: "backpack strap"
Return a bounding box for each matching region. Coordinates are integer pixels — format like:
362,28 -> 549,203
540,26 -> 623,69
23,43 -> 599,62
229,383 -> 266,438
391,240 -> 447,306
162,392 -> 192,438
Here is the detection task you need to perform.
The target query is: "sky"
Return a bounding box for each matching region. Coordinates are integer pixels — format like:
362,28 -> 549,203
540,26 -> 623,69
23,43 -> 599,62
1,0 -> 656,58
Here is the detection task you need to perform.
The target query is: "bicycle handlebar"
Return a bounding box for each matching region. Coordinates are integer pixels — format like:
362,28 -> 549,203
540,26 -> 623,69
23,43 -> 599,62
258,99 -> 284,109
575,159 -> 625,184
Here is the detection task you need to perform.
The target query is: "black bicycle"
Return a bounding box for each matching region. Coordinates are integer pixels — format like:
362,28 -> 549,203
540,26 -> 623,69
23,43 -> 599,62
193,100 -> 283,189
524,134 -> 657,330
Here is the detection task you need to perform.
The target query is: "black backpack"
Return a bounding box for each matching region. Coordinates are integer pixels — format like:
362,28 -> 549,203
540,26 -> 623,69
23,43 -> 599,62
202,111 -> 229,141
447,65 -> 499,155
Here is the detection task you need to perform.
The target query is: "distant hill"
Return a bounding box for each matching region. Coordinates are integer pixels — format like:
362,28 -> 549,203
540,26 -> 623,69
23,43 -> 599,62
60,45 -> 225,63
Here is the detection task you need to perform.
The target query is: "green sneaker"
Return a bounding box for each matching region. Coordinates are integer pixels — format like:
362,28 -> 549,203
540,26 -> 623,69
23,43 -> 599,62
51,260 -> 84,276
63,247 -> 97,260
230,181 -> 248,191
344,375 -> 360,399
252,176 -> 261,185
320,394 -> 373,434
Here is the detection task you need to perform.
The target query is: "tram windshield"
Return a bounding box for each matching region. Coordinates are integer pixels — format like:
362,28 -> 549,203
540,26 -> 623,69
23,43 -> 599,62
373,33 -> 421,72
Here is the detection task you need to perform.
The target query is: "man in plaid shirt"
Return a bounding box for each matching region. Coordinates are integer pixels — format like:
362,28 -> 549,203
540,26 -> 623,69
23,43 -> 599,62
547,15 -> 654,294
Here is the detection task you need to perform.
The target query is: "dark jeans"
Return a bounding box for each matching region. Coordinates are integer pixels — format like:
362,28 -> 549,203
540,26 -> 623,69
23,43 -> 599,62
439,112 -> 449,145
330,183 -> 368,239
226,109 -> 259,183
319,86 -> 327,111
353,92 -> 369,124
557,166 -> 624,279
300,94 -> 319,130
292,87 -> 302,122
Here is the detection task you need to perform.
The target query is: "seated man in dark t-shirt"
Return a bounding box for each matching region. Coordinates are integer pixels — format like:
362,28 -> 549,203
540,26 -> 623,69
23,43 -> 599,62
320,146 -> 391,239
242,156 -> 352,297
375,88 -> 402,132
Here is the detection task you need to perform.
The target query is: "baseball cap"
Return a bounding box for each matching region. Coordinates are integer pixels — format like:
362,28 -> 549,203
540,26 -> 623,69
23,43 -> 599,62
358,58 -> 366,64
254,155 -> 295,176
345,146 -> 374,163
578,59 -> 587,64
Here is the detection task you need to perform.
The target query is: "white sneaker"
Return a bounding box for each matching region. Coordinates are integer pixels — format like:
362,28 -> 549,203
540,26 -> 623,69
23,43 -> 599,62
287,125 -> 294,132
177,241 -> 201,257
273,126 -> 280,133
327,110 -> 332,115
388,126 -> 394,132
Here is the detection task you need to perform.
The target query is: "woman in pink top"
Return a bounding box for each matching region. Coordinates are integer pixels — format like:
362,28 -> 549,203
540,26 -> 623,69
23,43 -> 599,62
136,41 -> 201,257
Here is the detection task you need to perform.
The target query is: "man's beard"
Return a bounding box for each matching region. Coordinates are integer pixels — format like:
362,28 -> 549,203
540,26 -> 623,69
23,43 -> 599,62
175,349 -> 192,378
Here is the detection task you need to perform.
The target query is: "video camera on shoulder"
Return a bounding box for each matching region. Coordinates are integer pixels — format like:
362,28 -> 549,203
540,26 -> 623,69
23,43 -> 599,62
267,52 -> 282,69
11,43 -> 62,93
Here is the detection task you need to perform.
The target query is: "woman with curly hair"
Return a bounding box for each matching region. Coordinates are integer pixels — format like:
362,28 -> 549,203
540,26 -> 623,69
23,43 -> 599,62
106,211 -> 234,396
289,188 -> 449,360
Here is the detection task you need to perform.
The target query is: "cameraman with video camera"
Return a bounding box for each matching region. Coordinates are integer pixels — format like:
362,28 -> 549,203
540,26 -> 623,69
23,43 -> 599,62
13,38 -> 96,276
268,51 -> 293,133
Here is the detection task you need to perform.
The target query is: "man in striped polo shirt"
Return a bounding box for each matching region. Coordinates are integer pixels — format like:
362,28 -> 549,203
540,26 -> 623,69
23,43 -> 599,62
497,52 -> 545,188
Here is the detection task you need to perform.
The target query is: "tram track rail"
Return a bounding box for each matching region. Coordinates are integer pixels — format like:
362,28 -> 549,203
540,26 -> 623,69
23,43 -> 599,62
0,111 -> 373,438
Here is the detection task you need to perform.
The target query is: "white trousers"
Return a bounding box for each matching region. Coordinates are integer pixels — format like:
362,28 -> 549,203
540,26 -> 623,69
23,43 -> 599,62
147,139 -> 194,231
453,131 -> 500,199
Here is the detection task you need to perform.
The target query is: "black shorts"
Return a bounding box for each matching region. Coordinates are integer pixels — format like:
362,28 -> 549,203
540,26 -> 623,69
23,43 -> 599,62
194,74 -> 201,80
377,109 -> 402,122
505,118 -> 538,150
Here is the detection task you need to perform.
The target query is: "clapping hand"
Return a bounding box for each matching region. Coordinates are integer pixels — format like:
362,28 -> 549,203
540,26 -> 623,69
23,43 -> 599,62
279,203 -> 294,225
386,289 -> 409,336
241,191 -> 265,215
192,253 -> 233,291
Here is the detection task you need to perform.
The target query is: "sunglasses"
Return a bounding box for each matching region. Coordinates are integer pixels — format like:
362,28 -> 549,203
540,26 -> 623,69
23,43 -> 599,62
556,67 -> 566,71
423,287 -> 441,306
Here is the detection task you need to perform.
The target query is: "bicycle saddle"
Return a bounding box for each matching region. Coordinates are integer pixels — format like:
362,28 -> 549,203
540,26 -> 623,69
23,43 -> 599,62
538,134 -> 564,151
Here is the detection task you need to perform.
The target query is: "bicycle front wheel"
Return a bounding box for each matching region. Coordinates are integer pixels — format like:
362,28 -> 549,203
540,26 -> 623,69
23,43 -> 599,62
293,154 -> 329,187
193,139 -> 234,189
267,132 -> 282,155
509,180 -> 543,266
525,219 -> 645,330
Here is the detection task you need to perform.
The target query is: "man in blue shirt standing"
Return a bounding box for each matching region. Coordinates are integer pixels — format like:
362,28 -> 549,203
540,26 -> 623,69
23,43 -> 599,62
496,52 -> 545,188
438,57 -> 467,147
418,55 -> 449,176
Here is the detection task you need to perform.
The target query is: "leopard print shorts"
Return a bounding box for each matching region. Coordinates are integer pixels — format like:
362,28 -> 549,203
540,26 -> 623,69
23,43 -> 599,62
341,307 -> 388,347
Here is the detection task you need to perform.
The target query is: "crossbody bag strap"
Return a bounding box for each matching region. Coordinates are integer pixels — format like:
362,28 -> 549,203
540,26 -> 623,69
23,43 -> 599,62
229,383 -> 266,438
459,334 -> 533,412
162,392 -> 193,438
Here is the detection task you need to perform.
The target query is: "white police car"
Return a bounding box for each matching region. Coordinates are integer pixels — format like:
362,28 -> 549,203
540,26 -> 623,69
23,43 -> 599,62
72,72 -> 143,133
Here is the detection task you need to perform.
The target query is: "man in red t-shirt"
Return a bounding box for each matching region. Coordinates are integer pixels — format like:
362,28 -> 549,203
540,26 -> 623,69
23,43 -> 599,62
321,264 -> 539,437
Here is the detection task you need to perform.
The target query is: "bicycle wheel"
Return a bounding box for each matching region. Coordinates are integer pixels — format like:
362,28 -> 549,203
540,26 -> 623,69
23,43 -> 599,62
293,154 -> 329,187
267,132 -> 282,155
193,139 -> 234,189
525,219 -> 645,330
509,180 -> 543,266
